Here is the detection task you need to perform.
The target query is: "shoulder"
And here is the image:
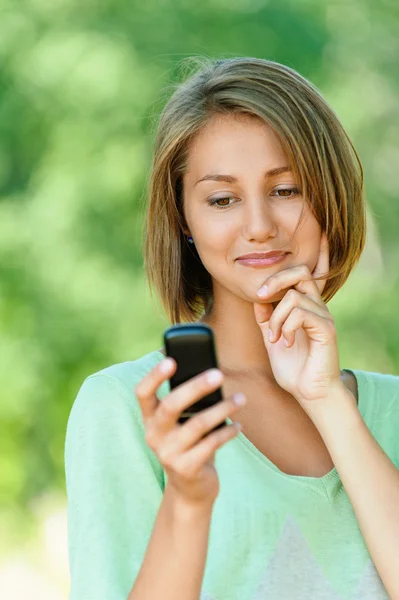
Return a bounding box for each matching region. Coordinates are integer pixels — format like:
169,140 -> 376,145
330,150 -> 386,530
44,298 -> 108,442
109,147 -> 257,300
362,369 -> 399,408
65,350 -> 167,474
66,350 -> 166,435
88,349 -> 165,398
352,369 -> 399,468
351,369 -> 399,395
347,368 -> 399,432
343,368 -> 399,398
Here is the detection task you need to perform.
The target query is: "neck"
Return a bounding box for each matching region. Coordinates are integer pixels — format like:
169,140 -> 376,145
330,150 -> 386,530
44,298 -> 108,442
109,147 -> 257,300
198,303 -> 277,381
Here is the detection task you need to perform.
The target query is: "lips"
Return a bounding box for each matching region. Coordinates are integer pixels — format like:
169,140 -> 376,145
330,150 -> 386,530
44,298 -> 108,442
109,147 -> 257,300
236,253 -> 289,268
236,251 -> 287,260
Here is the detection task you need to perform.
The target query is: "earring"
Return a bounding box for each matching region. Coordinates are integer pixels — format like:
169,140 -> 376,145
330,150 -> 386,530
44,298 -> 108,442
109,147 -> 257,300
187,236 -> 194,244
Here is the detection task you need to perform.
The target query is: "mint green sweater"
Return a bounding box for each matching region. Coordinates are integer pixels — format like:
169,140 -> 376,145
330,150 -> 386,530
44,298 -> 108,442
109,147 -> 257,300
65,350 -> 399,599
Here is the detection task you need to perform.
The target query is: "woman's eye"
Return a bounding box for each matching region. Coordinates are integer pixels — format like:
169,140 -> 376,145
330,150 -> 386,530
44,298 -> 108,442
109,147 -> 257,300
207,188 -> 300,210
207,197 -> 235,210
272,187 -> 300,198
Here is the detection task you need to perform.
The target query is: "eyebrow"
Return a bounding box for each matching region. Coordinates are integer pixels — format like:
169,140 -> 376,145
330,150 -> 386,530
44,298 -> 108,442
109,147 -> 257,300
194,166 -> 292,187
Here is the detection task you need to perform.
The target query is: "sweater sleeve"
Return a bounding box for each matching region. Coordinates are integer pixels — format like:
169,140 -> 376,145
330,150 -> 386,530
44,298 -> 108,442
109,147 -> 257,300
371,371 -> 399,469
64,372 -> 165,600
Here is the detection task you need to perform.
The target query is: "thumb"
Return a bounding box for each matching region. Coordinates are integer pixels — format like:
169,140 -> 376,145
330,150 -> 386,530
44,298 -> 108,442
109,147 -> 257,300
253,301 -> 274,327
254,302 -> 276,351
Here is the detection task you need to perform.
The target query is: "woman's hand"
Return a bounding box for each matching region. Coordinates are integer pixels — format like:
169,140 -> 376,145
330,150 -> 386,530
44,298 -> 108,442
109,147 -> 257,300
135,360 -> 245,507
253,232 -> 344,415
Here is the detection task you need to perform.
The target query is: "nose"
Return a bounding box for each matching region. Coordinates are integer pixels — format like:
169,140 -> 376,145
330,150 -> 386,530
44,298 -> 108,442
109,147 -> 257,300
242,199 -> 279,241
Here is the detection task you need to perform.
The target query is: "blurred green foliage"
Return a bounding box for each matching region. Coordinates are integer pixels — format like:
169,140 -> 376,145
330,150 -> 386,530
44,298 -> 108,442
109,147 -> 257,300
0,0 -> 398,542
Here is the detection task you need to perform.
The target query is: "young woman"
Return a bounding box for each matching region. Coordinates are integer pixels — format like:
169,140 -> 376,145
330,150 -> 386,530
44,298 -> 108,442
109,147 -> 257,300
65,57 -> 399,600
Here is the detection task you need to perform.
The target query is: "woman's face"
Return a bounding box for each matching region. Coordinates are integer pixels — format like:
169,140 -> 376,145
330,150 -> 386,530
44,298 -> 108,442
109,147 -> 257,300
182,113 -> 323,305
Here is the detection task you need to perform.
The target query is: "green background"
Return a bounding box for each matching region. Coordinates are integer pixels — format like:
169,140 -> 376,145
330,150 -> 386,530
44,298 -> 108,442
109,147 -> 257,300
1,0 -> 398,597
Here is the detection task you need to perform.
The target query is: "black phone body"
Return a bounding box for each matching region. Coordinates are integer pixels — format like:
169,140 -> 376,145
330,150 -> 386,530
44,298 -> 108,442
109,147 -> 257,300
163,323 -> 227,433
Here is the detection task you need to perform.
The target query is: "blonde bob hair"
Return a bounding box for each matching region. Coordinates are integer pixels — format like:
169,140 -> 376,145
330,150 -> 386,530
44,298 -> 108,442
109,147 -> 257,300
143,56 -> 366,324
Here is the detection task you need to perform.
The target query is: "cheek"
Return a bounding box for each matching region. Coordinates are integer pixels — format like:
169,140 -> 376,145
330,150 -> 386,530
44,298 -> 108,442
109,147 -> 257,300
295,215 -> 321,258
193,229 -> 229,272
202,224 -> 234,252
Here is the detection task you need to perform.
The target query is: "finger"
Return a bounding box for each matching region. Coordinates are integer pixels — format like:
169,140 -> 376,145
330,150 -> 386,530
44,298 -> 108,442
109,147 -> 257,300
265,264 -> 324,305
153,368 -> 224,434
253,300 -> 274,325
172,422 -> 241,479
267,289 -> 330,343
257,232 -> 330,303
258,264 -> 322,305
134,358 -> 176,420
160,393 -> 244,459
281,306 -> 335,347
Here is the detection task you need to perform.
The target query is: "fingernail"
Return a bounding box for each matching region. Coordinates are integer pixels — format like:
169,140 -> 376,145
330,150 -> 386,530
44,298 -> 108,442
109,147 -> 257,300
207,369 -> 223,384
233,393 -> 246,406
257,285 -> 268,297
160,358 -> 173,372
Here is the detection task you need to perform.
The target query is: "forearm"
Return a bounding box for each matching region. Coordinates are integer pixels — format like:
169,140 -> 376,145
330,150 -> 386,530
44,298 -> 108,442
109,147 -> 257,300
128,484 -> 214,600
311,387 -> 399,600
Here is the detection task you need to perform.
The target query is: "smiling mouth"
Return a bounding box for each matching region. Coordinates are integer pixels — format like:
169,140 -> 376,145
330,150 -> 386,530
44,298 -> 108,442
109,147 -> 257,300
236,253 -> 288,267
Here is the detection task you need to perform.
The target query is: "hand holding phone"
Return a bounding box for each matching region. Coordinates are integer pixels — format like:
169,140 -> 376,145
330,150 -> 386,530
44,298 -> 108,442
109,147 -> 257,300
134,324 -> 245,506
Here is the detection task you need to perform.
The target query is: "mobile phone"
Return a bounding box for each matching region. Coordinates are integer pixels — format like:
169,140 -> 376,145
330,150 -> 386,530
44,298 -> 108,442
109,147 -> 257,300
163,323 -> 227,434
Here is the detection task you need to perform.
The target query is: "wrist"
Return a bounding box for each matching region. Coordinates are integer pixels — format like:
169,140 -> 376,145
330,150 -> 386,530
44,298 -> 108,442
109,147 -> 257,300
305,384 -> 360,437
164,484 -> 215,521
